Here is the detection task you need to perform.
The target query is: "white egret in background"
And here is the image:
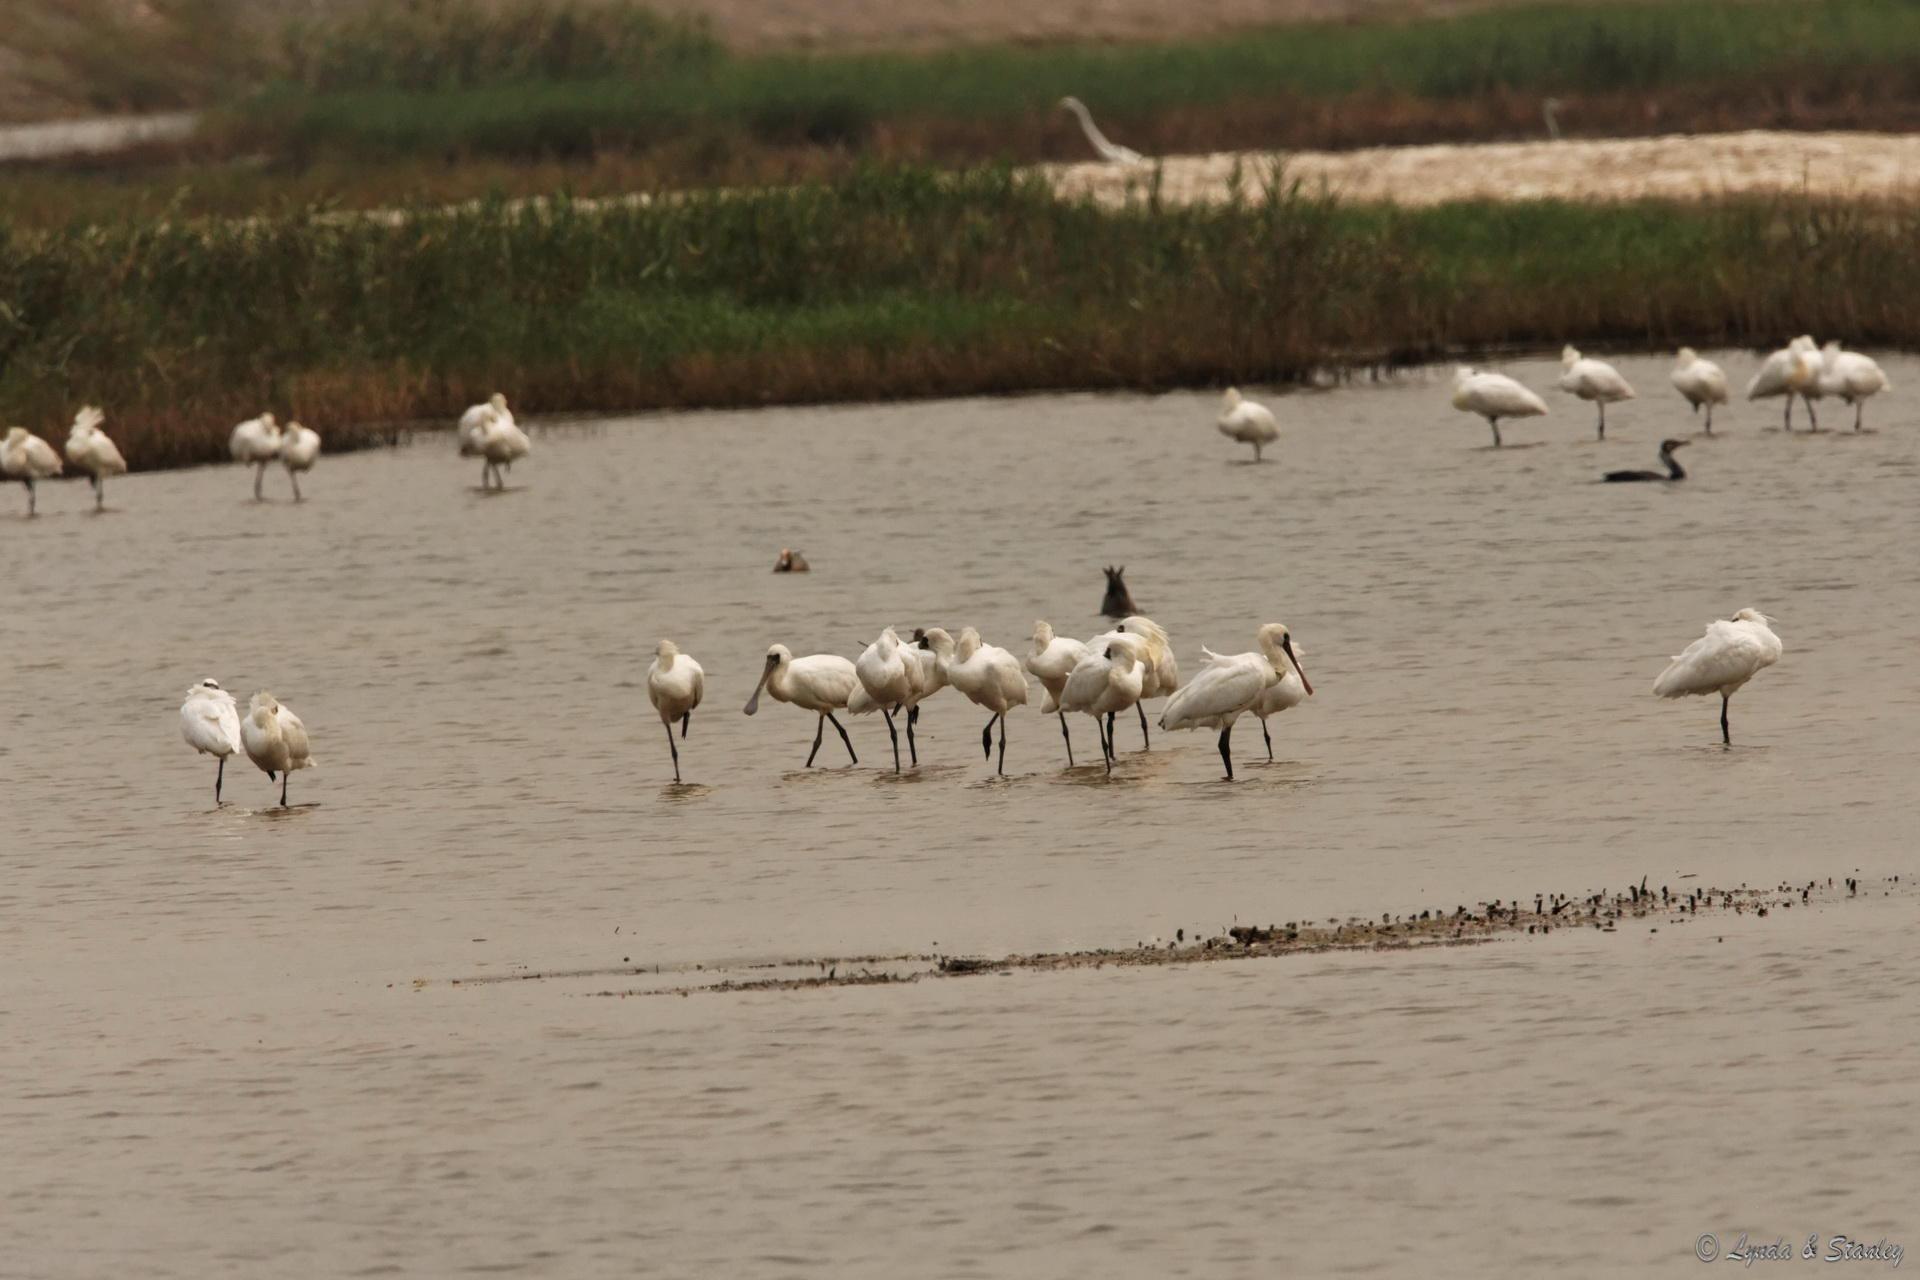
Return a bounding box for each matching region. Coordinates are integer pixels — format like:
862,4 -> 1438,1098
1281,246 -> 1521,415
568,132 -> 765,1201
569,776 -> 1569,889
1097,614 -> 1179,750
851,627 -> 916,773
646,639 -> 705,783
63,406 -> 126,511
743,643 -> 859,768
1557,345 -> 1636,440
241,690 -> 314,807
229,412 -> 281,499
1815,340 -> 1889,431
1746,336 -> 1820,431
1451,367 -> 1548,447
1158,623 -> 1312,780
1,426 -> 63,516
1652,608 -> 1782,746
1058,632 -> 1149,772
279,420 -> 321,501
179,677 -> 242,804
1670,348 -> 1730,433
1026,620 -> 1091,765
1604,438 -> 1689,483
1217,387 -> 1280,463
1058,96 -> 1145,165
947,627 -> 1029,776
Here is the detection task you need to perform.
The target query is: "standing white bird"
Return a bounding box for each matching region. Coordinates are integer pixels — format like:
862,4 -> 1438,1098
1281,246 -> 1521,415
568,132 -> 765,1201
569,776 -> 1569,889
1097,614 -> 1179,750
743,643 -> 859,768
851,627 -> 917,773
1216,387 -> 1280,463
1026,620 -> 1091,765
1058,96 -> 1145,165
1251,639 -> 1313,761
1557,345 -> 1636,440
1814,341 -> 1889,432
1652,608 -> 1782,746
1746,336 -> 1820,432
1158,623 -> 1313,779
457,393 -> 510,450
460,398 -> 531,490
240,690 -> 314,807
646,639 -> 705,783
279,421 -> 321,500
63,406 -> 126,511
179,677 -> 242,804
1058,632 -> 1149,772
1451,367 -> 1548,447
230,412 -> 281,500
946,627 -> 1030,776
2,426 -> 64,516
1669,348 -> 1730,433
900,626 -> 956,766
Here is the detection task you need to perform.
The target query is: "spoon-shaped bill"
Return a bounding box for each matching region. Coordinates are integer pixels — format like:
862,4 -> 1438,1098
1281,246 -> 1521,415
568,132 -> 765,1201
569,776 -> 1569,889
743,653 -> 778,715
1282,634 -> 1313,695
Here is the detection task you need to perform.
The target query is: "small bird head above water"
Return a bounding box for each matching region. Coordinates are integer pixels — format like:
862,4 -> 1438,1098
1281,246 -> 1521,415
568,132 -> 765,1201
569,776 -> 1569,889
1101,566 -> 1138,619
773,547 -> 810,573
1659,438 -> 1689,453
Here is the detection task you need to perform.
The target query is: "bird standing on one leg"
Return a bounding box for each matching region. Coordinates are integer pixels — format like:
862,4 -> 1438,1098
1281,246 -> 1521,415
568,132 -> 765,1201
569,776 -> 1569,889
1652,608 -> 1782,745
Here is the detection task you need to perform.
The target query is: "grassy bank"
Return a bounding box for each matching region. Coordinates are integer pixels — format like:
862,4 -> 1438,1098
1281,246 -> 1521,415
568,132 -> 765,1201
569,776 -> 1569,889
2,165 -> 1914,470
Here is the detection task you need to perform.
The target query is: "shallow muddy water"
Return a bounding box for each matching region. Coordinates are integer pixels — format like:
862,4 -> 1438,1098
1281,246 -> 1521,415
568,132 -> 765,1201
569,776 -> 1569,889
4,351 -> 1916,1275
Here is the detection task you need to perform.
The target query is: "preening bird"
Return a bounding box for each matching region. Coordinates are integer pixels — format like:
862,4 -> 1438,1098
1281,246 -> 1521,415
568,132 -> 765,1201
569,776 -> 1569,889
1058,96 -> 1145,165
1100,566 -> 1138,620
1101,614 -> 1180,750
1652,608 -> 1782,746
1557,345 -> 1636,440
646,639 -> 705,783
179,677 -> 242,804
946,627 -> 1029,776
458,394 -> 529,489
1158,623 -> 1312,780
1217,388 -> 1280,462
1604,438 -> 1688,483
279,421 -> 321,501
240,690 -> 314,807
1670,348 -> 1730,433
1746,336 -> 1820,431
229,412 -> 281,500
850,627 -> 916,773
1451,367 -> 1548,447
743,643 -> 859,768
1027,620 -> 1091,765
63,406 -> 126,511
2,425 -> 63,516
1814,341 -> 1889,432
1058,632 -> 1149,772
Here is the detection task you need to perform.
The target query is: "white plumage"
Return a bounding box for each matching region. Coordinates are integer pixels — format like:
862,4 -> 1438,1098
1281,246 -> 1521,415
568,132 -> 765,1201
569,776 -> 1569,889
743,643 -> 860,767
1557,345 -> 1636,440
1670,348 -> 1730,433
1652,608 -> 1782,745
1058,96 -> 1145,165
1092,614 -> 1179,751
1026,620 -> 1091,765
241,690 -> 315,806
851,627 -> 917,772
947,627 -> 1030,776
2,425 -> 64,516
279,421 -> 321,500
1814,341 -> 1889,432
1746,336 -> 1820,431
1158,623 -> 1312,779
1252,645 -> 1313,761
1216,387 -> 1280,463
646,639 -> 705,783
64,406 -> 127,511
179,677 -> 243,804
459,395 -> 530,490
1451,366 -> 1548,447
229,412 -> 282,500
1058,632 -> 1149,772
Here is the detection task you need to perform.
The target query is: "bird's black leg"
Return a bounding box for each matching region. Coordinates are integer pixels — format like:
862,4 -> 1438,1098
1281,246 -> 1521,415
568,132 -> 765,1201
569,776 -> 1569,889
1783,397 -> 1793,432
996,714 -> 1008,777
1262,718 -> 1274,762
665,721 -> 681,783
1704,404 -> 1714,434
280,773 -> 289,807
1855,402 -> 1865,432
1218,726 -> 1235,780
980,716 -> 994,761
680,711 -> 691,739
1489,418 -> 1503,448
1100,717 -> 1113,774
1105,711 -> 1116,759
291,472 -> 302,502
906,704 -> 919,766
827,712 -> 856,764
806,714 -> 826,767
883,707 -> 901,773
1596,404 -> 1605,441
215,755 -> 225,804
1136,701 -> 1151,750
1720,695 -> 1731,746
1058,711 -> 1074,766
26,477 -> 35,516
1806,397 -> 1820,432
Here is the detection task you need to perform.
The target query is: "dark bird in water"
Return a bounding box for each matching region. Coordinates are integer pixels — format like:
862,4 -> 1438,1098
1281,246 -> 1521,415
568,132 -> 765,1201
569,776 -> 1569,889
773,547 -> 810,573
1604,439 -> 1689,483
1101,566 -> 1138,619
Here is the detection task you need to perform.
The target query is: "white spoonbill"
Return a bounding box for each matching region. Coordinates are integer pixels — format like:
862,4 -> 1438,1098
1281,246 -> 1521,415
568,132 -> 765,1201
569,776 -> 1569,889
241,690 -> 315,807
1026,620 -> 1091,765
1058,96 -> 1145,165
279,421 -> 321,500
179,677 -> 242,804
743,644 -> 859,768
2,425 -> 63,516
63,406 -> 126,511
1815,341 -> 1889,432
900,626 -> 956,766
1557,345 -> 1636,440
851,627 -> 916,773
1652,608 -> 1782,746
461,400 -> 531,490
646,639 -> 705,783
1217,388 -> 1280,463
1670,348 -> 1730,433
1158,624 -> 1312,780
1058,632 -> 1149,772
457,393 -> 510,451
947,627 -> 1029,776
1451,367 -> 1547,447
1746,336 -> 1820,431
230,412 -> 281,499
1099,614 -> 1179,750
1251,638 -> 1314,761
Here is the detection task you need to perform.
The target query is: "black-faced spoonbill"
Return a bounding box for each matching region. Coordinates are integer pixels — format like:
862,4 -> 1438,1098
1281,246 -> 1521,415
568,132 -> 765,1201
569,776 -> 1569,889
1099,615 -> 1179,750
1217,388 -> 1280,463
180,677 -> 242,804
1451,367 -> 1547,447
1058,97 -> 1144,165
1652,608 -> 1782,746
1670,348 -> 1730,433
280,421 -> 321,500
63,406 -> 126,511
241,690 -> 314,806
646,639 -> 705,783
851,627 -> 915,773
743,644 -> 859,768
1058,633 -> 1148,772
1604,439 -> 1688,483
2,425 -> 64,516
1814,341 -> 1889,432
1557,345 -> 1636,440
1746,336 -> 1820,431
947,627 -> 1029,776
1252,640 -> 1313,761
1157,623 -> 1312,780
229,412 -> 281,500
1026,620 -> 1091,766
459,395 -> 530,490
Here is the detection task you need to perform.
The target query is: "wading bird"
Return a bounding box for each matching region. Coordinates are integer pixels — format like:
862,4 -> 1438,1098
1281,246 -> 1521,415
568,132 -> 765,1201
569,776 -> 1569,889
1557,345 -> 1636,440
2,425 -> 63,516
1027,620 -> 1091,765
1217,387 -> 1280,462
1604,438 -> 1689,483
898,626 -> 955,766
1101,614 -> 1179,750
229,412 -> 281,500
743,643 -> 859,768
1670,348 -> 1730,433
63,406 -> 126,511
280,421 -> 321,501
241,690 -> 314,807
1746,336 -> 1820,431
1814,340 -> 1889,432
772,548 -> 810,573
947,627 -> 1029,776
1251,639 -> 1313,761
460,397 -> 530,490
1652,608 -> 1782,746
1451,367 -> 1548,447
1158,623 -> 1312,780
1058,633 -> 1149,772
646,639 -> 705,783
1058,96 -> 1145,165
1100,566 -> 1138,620
851,627 -> 916,773
179,677 -> 242,804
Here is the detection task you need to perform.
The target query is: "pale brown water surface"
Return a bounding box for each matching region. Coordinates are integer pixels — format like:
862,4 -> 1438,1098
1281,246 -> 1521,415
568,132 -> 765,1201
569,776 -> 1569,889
4,351 -> 1916,1275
